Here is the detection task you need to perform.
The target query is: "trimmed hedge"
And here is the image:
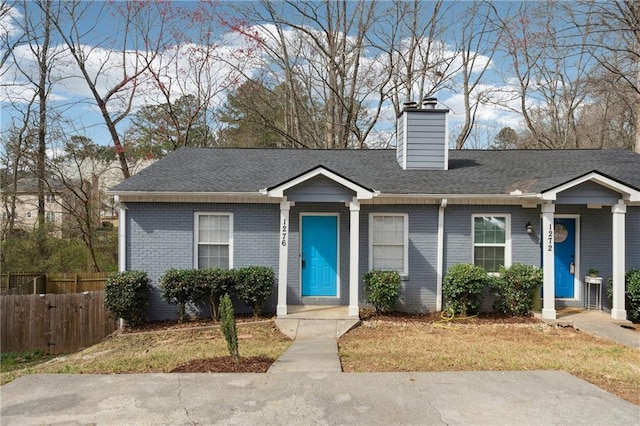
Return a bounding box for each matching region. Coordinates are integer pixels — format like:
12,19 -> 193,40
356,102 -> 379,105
443,263 -> 488,316
364,270 -> 401,313
236,266 -> 274,320
490,263 -> 542,316
104,270 -> 150,326
196,268 -> 237,321
608,269 -> 640,322
159,269 -> 200,322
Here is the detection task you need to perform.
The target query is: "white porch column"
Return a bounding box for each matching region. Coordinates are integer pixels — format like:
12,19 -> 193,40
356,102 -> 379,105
277,198 -> 291,317
611,201 -> 627,320
542,203 -> 556,320
348,198 -> 360,317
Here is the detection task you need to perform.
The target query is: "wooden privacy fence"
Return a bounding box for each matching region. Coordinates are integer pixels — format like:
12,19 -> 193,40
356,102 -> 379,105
0,291 -> 118,355
1,272 -> 110,295
0,273 -> 44,294
46,272 -> 110,294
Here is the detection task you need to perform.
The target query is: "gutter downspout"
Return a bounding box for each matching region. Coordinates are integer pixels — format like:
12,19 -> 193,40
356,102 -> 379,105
116,195 -> 126,330
436,198 -> 447,311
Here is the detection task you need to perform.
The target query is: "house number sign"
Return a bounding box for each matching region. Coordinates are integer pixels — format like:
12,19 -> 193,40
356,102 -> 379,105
281,218 -> 288,246
547,224 -> 553,252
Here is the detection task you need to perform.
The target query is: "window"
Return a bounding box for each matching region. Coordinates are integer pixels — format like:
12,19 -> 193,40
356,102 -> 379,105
369,213 -> 408,274
46,212 -> 56,222
46,194 -> 55,204
473,215 -> 510,273
26,211 -> 32,218
194,213 -> 233,269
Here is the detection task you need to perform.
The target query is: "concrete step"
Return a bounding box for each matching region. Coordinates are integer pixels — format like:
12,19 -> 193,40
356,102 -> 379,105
275,318 -> 360,340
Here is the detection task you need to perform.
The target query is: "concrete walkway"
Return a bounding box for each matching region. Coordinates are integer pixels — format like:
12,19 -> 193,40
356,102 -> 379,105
538,310 -> 639,348
269,306 -> 358,373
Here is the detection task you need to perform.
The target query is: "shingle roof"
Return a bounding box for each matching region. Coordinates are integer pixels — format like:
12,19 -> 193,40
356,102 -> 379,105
110,147 -> 640,195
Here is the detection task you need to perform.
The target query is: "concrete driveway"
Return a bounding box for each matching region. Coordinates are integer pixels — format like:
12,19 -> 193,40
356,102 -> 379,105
1,371 -> 638,425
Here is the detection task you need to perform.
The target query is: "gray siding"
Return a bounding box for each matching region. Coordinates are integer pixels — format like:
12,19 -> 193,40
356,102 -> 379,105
126,201 -> 638,320
404,111 -> 447,170
396,117 -> 404,167
627,207 -> 640,271
360,205 -> 439,312
284,175 -> 355,203
556,181 -> 621,205
126,202 -> 279,320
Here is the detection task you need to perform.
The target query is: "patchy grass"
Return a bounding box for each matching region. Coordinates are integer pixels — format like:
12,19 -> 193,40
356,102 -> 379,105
339,319 -> 640,405
0,351 -> 57,374
1,322 -> 290,385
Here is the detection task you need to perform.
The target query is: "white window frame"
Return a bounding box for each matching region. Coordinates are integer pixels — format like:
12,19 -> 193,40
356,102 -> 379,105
368,212 -> 409,275
193,212 -> 234,270
45,211 -> 55,222
472,213 -> 511,273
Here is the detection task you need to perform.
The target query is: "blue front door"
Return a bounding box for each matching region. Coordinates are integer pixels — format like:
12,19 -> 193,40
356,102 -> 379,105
554,218 -> 575,298
301,215 -> 338,297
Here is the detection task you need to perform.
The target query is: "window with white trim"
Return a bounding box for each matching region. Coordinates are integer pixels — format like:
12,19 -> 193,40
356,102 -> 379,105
195,213 -> 233,269
46,211 -> 55,222
472,214 -> 510,273
369,213 -> 408,274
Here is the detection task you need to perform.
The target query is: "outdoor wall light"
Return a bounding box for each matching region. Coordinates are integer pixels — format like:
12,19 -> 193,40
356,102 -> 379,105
525,222 -> 534,234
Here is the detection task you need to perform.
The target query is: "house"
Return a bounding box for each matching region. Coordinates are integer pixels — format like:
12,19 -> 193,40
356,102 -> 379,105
1,177 -> 68,237
109,99 -> 640,321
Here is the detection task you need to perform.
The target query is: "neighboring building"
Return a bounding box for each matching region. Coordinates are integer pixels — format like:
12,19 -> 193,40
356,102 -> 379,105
1,178 -> 68,236
110,99 -> 640,321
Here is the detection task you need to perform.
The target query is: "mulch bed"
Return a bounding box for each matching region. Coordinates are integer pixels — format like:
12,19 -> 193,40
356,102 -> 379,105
359,310 -> 540,325
170,356 -> 274,373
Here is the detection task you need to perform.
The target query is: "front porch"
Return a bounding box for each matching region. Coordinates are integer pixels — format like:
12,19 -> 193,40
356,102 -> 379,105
538,172 -> 640,321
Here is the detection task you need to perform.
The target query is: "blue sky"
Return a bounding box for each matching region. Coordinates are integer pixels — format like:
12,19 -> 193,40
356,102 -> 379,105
0,1 -> 531,152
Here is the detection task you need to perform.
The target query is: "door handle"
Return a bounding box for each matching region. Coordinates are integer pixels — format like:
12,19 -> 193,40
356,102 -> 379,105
302,258 -> 305,268
570,262 -> 575,275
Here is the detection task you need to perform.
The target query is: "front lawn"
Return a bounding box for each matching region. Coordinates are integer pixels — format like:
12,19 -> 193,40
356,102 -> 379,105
338,315 -> 640,405
0,322 -> 291,385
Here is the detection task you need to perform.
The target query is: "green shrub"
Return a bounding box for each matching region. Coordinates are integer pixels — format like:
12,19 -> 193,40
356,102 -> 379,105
608,269 -> 640,322
159,269 -> 200,322
236,266 -> 274,320
364,270 -> 401,313
626,270 -> 640,322
443,263 -> 489,316
104,271 -> 150,326
490,263 -> 542,316
196,268 -> 237,321
220,293 -> 240,364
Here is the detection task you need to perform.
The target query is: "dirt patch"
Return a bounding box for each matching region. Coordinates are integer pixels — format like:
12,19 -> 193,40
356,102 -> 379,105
170,356 -> 274,373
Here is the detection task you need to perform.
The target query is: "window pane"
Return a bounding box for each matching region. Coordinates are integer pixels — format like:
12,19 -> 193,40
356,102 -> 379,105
474,216 -> 505,244
474,246 -> 504,273
198,245 -> 229,269
373,215 -> 404,244
372,245 -> 404,271
199,214 -> 231,243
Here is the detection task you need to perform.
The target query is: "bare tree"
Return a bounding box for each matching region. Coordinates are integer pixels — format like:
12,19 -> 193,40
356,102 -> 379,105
381,0 -> 458,119
229,0 -> 392,149
576,0 -> 640,152
40,1 -> 169,178
494,1 -> 592,149
451,1 -> 503,149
